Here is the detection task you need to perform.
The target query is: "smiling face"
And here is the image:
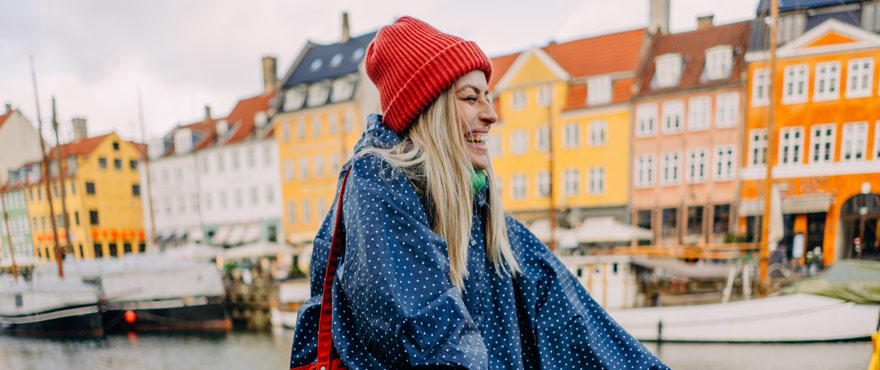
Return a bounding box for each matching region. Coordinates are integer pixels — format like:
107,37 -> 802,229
453,70 -> 498,170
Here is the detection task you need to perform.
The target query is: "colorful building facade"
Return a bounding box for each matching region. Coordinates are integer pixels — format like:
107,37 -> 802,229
742,1 -> 880,265
0,168 -> 35,265
631,18 -> 751,247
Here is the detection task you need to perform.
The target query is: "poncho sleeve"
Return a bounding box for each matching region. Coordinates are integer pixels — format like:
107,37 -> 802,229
330,155 -> 488,369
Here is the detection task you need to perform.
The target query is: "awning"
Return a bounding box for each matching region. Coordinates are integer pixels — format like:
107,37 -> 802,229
631,257 -> 737,279
240,224 -> 262,244
739,194 -> 834,217
211,224 -> 232,245
527,219 -> 578,249
575,217 -> 653,243
225,225 -> 246,246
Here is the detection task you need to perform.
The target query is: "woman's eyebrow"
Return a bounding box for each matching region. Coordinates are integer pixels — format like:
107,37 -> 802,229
455,85 -> 482,94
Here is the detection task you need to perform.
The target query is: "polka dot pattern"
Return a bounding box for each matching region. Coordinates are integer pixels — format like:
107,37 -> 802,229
290,115 -> 669,369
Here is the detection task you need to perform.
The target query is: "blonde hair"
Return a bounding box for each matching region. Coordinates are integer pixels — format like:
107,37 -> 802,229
361,88 -> 520,289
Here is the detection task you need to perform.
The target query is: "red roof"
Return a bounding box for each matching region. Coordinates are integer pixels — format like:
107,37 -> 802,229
222,92 -> 275,144
0,110 -> 11,130
489,52 -> 520,91
46,133 -> 111,160
635,21 -> 751,96
544,29 -> 646,78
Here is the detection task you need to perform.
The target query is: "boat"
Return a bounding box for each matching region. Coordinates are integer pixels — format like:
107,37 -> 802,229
0,277 -> 103,336
275,278 -> 310,328
36,254 -> 231,332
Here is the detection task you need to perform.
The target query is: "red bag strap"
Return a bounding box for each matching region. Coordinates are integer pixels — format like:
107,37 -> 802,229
315,165 -> 354,368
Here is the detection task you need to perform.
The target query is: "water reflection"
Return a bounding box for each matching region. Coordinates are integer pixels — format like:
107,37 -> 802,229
644,341 -> 872,370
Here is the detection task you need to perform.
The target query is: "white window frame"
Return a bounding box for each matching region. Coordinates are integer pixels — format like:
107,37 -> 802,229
713,145 -> 736,181
510,130 -> 528,155
535,125 -> 549,152
511,174 -> 527,200
537,85 -> 551,107
635,103 -> 657,138
661,100 -> 684,135
489,134 -> 501,157
782,64 -> 809,105
660,151 -> 682,186
282,122 -> 291,142
287,201 -> 297,223
813,61 -> 841,102
685,148 -> 709,184
779,126 -> 805,166
311,116 -> 322,137
875,121 -> 880,160
715,92 -> 740,129
687,96 -> 711,132
705,45 -> 733,81
298,157 -> 309,180
314,155 -> 324,178
635,154 -> 656,188
512,89 -> 526,111
296,119 -> 306,140
846,58 -> 874,99
283,159 -> 294,182
752,68 -> 770,107
865,2 -> 880,33
748,129 -> 768,167
588,120 -> 607,147
302,200 -> 312,222
564,169 -> 579,196
842,121 -> 869,162
810,124 -> 836,164
563,122 -> 581,149
536,171 -> 550,198
588,166 -> 605,195
587,76 -> 612,106
654,53 -> 682,88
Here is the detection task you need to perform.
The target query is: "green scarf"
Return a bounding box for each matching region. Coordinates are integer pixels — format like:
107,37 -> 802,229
471,170 -> 487,194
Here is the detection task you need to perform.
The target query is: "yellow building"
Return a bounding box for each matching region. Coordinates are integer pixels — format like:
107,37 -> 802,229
27,131 -> 146,260
489,29 -> 646,227
273,21 -> 379,244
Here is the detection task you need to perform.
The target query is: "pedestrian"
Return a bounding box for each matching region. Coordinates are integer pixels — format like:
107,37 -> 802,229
289,16 -> 668,370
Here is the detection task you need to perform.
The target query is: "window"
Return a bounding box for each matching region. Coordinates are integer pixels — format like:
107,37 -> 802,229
123,243 -> 132,255
875,121 -> 880,160
661,208 -> 678,237
85,182 -> 96,195
302,200 -> 312,222
686,206 -> 704,236
537,85 -> 551,107
216,153 -> 225,173
865,2 -> 880,32
777,13 -> 806,44
846,58 -> 874,98
283,87 -> 306,111
343,111 -> 355,133
129,160 -> 138,170
231,151 -> 241,171
330,153 -> 341,174
654,54 -> 682,88
204,193 -> 213,211
40,216 -> 45,230
536,171 -> 550,198
713,145 -> 736,181
108,243 -> 118,257
512,89 -> 526,110
331,78 -> 355,102
636,103 -> 658,137
132,184 -> 140,197
307,82 -> 330,107
715,93 -> 739,128
779,126 -> 804,165
112,141 -> 120,151
165,197 -> 173,214
489,134 -> 502,157
660,151 -> 681,186
138,243 -> 146,253
587,76 -> 612,105
89,210 -> 99,225
510,130 -> 528,154
713,204 -> 731,234
685,148 -> 708,184
588,120 -> 607,147
563,123 -> 580,149
254,111 -> 268,128
247,148 -> 255,168
231,189 -> 242,209
749,129 -> 768,166
265,185 -> 274,205
317,199 -> 327,218
814,61 -> 841,101
113,158 -> 122,170
249,187 -> 258,206
263,145 -> 273,167
842,122 -> 868,161
635,154 -> 656,188
810,124 -> 836,164
564,169 -> 579,196
328,114 -> 339,135
284,159 -> 294,182
705,46 -> 733,81
178,195 -> 187,213
282,122 -> 291,142
298,158 -> 309,179
687,96 -> 711,131
637,210 -> 653,239
312,116 -> 322,137
98,157 -> 107,169
782,64 -> 809,104
296,119 -> 306,140
535,125 -> 549,152
53,184 -> 58,198
314,156 -> 324,178
94,243 -> 103,258
588,167 -> 605,195
511,174 -> 527,200
752,68 -> 770,107
661,100 -> 684,134
74,211 -> 79,226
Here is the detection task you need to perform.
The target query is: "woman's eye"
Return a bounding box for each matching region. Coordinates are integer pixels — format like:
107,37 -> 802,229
463,96 -> 478,102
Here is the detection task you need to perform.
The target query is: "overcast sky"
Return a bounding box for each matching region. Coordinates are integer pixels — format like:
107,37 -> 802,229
1,0 -> 758,144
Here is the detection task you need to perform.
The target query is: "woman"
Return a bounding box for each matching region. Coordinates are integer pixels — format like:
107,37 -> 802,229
289,16 -> 668,370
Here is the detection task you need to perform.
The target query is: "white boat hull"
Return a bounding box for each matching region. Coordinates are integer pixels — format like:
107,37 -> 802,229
607,294 -> 880,342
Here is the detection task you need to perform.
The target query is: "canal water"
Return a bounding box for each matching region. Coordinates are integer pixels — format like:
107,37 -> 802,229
0,329 -> 872,369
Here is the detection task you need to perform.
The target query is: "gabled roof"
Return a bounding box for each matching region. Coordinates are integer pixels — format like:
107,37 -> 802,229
0,110 -> 13,130
166,116 -> 221,155
281,31 -> 377,89
222,92 -> 275,144
635,21 -> 751,97
46,133 -> 112,160
750,1 -> 864,52
755,0 -> 861,14
543,29 -> 646,78
749,18 -> 880,61
488,52 -> 520,91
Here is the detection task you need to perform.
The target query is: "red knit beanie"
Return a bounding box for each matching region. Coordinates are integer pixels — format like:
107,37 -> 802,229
365,16 -> 493,134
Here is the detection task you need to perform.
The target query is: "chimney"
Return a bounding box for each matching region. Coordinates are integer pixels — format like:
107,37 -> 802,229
262,56 -> 278,95
204,105 -> 212,120
341,12 -> 351,43
4,104 -> 11,114
72,117 -> 88,142
697,15 -> 714,30
649,0 -> 670,35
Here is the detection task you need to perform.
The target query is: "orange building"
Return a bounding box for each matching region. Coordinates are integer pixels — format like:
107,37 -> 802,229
742,15 -> 880,264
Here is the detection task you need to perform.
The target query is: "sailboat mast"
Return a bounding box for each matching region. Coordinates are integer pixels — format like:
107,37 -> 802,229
759,0 -> 780,283
1,185 -> 18,281
547,85 -> 557,252
138,89 -> 158,250
30,57 -> 64,278
52,97 -> 73,259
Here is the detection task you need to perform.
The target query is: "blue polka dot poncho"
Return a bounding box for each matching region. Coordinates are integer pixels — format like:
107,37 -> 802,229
290,114 -> 668,370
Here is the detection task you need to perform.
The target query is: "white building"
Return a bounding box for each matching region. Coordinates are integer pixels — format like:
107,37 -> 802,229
0,105 -> 44,183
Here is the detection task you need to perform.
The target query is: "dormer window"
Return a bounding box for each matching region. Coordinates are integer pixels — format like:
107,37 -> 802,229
283,87 -> 306,111
254,111 -> 268,127
217,120 -> 229,137
704,45 -> 733,81
586,76 -> 612,106
310,59 -> 323,71
330,53 -> 343,68
331,77 -> 356,102
148,138 -> 164,159
174,128 -> 193,154
352,48 -> 365,61
654,53 -> 682,89
307,82 -> 331,107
